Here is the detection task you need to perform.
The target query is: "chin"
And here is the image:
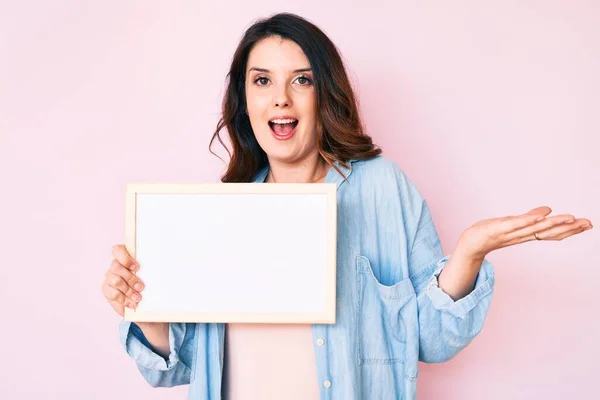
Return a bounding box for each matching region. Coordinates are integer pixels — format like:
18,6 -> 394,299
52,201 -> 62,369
264,147 -> 301,163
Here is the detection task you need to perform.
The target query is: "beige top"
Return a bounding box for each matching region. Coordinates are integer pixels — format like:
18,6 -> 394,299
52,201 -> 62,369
222,323 -> 320,399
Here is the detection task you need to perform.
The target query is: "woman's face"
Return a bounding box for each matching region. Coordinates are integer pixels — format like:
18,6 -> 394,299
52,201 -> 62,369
245,36 -> 318,164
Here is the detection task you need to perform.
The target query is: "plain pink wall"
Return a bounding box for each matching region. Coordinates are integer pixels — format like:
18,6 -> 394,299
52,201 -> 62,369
1,1 -> 598,399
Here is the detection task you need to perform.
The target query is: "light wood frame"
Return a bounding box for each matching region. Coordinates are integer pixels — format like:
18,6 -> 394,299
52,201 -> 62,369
123,183 -> 337,324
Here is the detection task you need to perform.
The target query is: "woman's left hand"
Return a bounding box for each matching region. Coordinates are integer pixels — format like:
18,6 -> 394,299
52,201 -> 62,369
456,206 -> 593,261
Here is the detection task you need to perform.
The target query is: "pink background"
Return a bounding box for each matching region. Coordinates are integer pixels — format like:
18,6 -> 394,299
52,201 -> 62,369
1,1 -> 598,399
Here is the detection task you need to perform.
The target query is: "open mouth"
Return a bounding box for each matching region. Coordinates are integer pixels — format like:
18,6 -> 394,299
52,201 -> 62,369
268,118 -> 299,138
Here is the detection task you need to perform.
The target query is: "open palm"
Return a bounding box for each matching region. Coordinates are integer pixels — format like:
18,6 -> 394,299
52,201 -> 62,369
458,206 -> 593,259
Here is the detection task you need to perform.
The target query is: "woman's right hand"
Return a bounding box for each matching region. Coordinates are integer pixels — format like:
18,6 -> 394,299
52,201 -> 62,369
102,244 -> 145,317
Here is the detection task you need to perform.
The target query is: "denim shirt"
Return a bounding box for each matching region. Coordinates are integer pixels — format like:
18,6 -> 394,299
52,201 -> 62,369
118,155 -> 495,400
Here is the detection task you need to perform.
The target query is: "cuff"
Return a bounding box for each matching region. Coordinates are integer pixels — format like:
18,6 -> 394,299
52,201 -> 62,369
119,320 -> 184,371
425,256 -> 495,320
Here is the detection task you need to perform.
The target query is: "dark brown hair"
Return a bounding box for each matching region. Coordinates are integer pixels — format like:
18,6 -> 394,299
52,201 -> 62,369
209,12 -> 381,182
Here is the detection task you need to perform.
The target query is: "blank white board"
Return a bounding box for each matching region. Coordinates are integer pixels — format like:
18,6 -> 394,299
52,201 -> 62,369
123,183 -> 337,324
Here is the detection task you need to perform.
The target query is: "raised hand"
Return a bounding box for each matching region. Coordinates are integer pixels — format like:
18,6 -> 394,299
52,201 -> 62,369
457,206 -> 593,260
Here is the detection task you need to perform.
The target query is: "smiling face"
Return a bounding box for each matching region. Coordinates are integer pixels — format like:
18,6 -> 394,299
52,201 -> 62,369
245,36 -> 319,165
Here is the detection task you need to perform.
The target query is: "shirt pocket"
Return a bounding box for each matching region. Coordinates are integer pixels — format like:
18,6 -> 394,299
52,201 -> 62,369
356,255 -> 418,377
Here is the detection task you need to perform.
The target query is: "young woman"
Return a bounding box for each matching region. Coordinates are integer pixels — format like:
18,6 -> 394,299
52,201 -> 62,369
102,12 -> 592,400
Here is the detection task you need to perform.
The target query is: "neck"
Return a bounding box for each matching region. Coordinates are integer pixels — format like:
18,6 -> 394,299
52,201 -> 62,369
266,153 -> 330,184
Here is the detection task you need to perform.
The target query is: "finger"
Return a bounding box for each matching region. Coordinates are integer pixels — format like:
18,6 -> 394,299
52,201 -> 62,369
501,206 -> 553,233
107,271 -> 143,303
111,244 -> 138,271
536,221 -> 592,241
504,214 -> 575,241
504,223 -> 586,246
550,226 -> 587,241
525,206 -> 553,221
102,282 -> 139,310
109,259 -> 145,293
495,220 -> 592,248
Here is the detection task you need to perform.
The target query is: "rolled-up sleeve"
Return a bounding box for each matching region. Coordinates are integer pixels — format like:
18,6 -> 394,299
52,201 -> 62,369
119,320 -> 196,387
414,254 -> 495,363
425,256 -> 495,320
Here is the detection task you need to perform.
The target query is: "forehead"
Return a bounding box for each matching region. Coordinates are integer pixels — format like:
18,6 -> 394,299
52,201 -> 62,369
247,36 -> 310,71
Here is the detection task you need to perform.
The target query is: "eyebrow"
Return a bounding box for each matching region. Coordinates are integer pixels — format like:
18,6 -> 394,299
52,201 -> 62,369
248,67 -> 312,73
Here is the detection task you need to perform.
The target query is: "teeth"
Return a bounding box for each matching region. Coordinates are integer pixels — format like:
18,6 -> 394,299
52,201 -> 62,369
270,118 -> 297,124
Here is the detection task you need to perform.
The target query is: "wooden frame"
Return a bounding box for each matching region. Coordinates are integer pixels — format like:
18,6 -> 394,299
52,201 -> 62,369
123,183 -> 337,324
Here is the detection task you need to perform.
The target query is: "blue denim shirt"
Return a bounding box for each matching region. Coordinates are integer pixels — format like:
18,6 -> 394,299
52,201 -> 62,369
118,155 -> 495,399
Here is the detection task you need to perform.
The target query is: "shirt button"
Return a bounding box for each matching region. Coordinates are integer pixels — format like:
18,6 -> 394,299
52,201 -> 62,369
323,380 -> 331,388
317,338 -> 325,346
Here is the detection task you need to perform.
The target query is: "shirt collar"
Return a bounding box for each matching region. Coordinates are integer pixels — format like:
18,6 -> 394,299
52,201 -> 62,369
253,159 -> 354,188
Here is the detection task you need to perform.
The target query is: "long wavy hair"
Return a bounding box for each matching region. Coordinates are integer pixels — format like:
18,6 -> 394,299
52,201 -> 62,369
209,12 -> 381,182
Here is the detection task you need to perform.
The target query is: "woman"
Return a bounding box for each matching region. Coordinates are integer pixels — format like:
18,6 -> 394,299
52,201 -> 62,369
102,12 -> 592,400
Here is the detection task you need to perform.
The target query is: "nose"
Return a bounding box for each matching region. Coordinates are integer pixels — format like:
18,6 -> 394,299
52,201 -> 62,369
272,83 -> 292,108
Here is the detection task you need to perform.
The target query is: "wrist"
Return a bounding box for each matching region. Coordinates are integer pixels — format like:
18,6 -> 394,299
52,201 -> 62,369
456,234 -> 488,264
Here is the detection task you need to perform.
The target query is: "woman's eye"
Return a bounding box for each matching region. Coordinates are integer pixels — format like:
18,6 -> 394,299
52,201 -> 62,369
296,76 -> 312,85
255,77 -> 269,85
